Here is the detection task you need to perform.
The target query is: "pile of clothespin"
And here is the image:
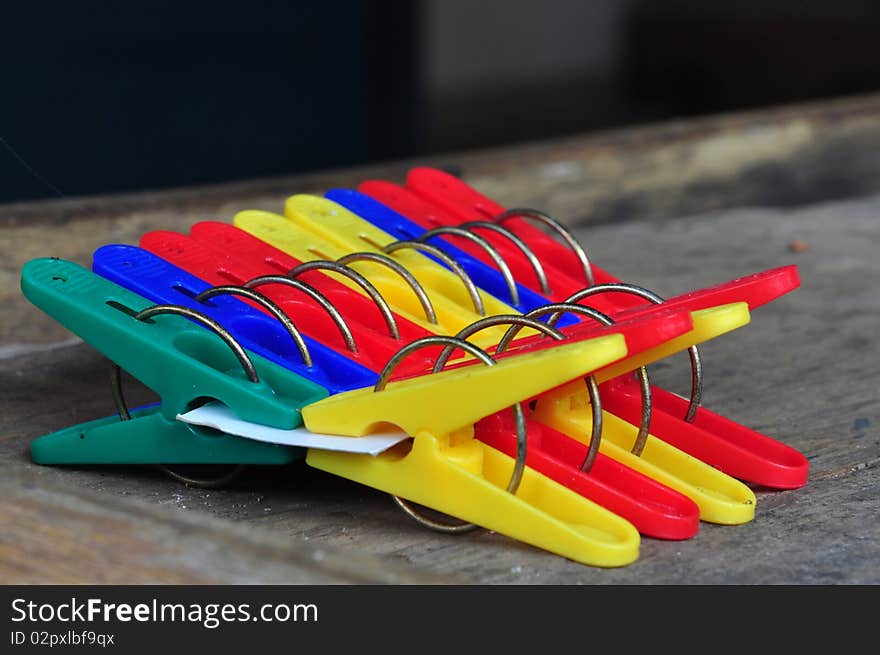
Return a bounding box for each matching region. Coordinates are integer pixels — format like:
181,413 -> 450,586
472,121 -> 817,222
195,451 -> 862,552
20,167 -> 808,567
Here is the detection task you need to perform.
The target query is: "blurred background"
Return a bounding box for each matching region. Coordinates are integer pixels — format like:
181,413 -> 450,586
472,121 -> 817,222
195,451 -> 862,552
4,0 -> 880,203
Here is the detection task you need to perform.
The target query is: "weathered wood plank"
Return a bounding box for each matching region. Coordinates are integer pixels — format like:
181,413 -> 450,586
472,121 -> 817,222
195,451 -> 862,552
1,94 -> 878,583
0,459 -> 452,585
3,191 -> 878,583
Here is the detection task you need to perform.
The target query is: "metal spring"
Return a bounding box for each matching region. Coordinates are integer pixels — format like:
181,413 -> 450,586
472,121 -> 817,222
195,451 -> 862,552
432,314 -> 591,478
110,303 -> 261,488
374,335 -> 528,534
193,285 -> 313,366
515,302 -> 651,460
565,282 -> 702,423
287,260 -> 401,340
337,251 -> 438,324
494,207 -> 595,287
244,275 -> 357,354
416,226 -> 520,306
458,220 -> 552,296
381,240 -> 486,316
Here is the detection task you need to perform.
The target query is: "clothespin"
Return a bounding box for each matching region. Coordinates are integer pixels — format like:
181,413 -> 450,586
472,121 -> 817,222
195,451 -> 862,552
360,177 -> 589,301
302,333 -> 643,567
93,244 -> 381,392
21,258 -> 327,466
404,167 -> 631,305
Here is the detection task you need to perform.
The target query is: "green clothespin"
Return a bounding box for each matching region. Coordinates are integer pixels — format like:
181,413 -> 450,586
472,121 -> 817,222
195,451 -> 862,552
21,258 -> 328,466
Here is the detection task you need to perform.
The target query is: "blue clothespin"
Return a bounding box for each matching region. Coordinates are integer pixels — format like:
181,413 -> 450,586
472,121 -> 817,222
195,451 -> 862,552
93,244 -> 378,394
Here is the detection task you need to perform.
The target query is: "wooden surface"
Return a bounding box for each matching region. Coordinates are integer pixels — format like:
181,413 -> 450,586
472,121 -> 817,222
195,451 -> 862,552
2,93 -> 879,584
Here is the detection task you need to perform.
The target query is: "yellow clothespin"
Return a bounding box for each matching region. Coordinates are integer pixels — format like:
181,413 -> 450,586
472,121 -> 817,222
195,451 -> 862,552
302,332 -> 641,567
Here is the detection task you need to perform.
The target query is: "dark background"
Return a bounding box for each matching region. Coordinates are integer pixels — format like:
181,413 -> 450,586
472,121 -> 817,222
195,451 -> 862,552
4,0 -> 880,203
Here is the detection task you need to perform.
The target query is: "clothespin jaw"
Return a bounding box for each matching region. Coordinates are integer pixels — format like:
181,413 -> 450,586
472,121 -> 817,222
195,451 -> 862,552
474,413 -> 701,540
530,396 -> 758,525
21,258 -> 327,465
602,378 -> 810,489
303,332 -> 639,567
537,300 -> 808,490
30,405 -> 298,465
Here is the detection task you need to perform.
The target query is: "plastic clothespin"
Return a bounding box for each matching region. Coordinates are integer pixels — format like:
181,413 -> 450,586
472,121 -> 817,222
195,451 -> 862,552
381,169 -> 809,490
302,333 -> 643,567
362,174 -> 800,328
323,188 -> 577,325
21,258 -> 327,466
137,228 -> 438,378
232,208 -> 514,349
100,237 -> 719,538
